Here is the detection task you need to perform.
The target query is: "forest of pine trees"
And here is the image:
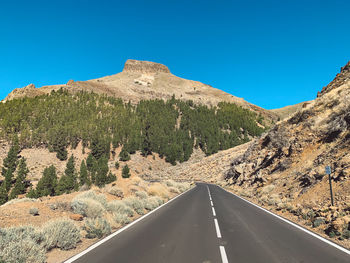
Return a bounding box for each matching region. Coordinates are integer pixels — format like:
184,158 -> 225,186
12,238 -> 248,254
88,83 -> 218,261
0,89 -> 266,165
0,89 -> 267,204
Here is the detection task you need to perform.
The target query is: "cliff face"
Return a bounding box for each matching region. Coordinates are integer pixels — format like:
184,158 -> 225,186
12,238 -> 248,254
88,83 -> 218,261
123,59 -> 170,74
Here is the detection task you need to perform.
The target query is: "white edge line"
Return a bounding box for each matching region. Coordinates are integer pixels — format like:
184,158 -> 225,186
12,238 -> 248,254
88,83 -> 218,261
64,186 -> 196,263
212,207 -> 216,217
219,186 -> 350,256
220,246 -> 229,263
210,200 -> 214,206
214,218 -> 222,238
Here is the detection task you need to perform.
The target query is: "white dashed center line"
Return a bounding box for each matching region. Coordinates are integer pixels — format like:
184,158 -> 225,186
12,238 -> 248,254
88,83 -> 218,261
214,218 -> 222,238
212,207 -> 216,216
220,246 -> 229,263
207,185 -> 228,262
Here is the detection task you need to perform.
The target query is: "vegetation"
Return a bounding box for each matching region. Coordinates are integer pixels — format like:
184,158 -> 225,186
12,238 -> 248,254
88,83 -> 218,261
122,164 -> 131,178
0,89 -> 265,166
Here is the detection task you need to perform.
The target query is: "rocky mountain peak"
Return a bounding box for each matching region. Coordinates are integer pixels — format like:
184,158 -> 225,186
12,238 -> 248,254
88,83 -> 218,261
319,60 -> 350,96
122,59 -> 170,74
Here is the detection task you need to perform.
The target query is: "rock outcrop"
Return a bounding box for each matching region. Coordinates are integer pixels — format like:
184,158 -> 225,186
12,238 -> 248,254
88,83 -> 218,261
3,83 -> 44,102
225,61 -> 350,245
319,61 -> 350,96
123,59 -> 170,74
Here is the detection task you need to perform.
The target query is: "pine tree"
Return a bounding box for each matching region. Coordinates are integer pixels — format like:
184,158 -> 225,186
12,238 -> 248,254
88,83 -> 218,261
119,147 -> 130,161
56,155 -> 78,194
122,164 -> 131,178
2,135 -> 20,192
79,160 -> 90,186
9,158 -> 29,200
106,171 -> 117,184
0,184 -> 8,205
36,165 -> 57,197
26,186 -> 37,198
95,157 -> 109,187
86,153 -> 95,172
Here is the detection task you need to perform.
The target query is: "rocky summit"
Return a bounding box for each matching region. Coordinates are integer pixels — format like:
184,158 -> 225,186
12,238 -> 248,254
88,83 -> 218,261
319,60 -> 350,96
123,59 -> 170,74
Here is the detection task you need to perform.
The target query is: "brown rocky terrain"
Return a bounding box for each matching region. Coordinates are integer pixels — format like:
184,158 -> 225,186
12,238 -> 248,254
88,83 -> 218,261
2,59 -> 278,123
270,101 -> 311,121
224,61 -> 350,248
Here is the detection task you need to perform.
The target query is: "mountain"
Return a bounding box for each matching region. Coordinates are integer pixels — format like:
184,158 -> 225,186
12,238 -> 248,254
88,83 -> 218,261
269,101 -> 311,121
225,60 -> 350,247
3,59 -> 277,123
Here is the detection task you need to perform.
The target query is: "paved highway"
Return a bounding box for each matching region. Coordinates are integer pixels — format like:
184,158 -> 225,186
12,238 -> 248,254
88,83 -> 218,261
69,183 -> 350,263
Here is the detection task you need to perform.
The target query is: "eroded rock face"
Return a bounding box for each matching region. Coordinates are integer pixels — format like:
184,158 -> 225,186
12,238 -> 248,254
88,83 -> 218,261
319,61 -> 350,96
123,59 -> 170,74
225,60 -> 350,205
3,83 -> 43,102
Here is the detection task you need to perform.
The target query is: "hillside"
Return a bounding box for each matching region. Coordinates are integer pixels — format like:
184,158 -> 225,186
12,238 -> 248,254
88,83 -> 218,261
270,101 -> 311,121
224,60 -> 350,247
2,59 -> 278,123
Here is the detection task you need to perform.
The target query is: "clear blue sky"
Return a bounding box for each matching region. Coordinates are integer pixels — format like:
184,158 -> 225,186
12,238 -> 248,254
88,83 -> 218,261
0,0 -> 349,109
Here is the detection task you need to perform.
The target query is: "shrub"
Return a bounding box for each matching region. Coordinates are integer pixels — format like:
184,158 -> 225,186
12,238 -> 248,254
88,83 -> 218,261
135,190 -> 148,199
84,217 -> 111,239
4,198 -> 37,206
42,218 -> 81,250
313,217 -> 326,228
143,196 -> 162,211
115,161 -> 120,169
107,200 -> 134,217
147,183 -> 170,199
75,190 -> 107,207
176,182 -> 191,192
29,207 -> 39,216
0,238 -> 46,263
168,186 -> 180,194
0,225 -> 46,263
71,198 -> 106,218
124,197 -> 145,215
261,184 -> 275,194
113,213 -> 131,225
342,229 -> 350,239
165,179 -> 176,187
108,186 -> 124,198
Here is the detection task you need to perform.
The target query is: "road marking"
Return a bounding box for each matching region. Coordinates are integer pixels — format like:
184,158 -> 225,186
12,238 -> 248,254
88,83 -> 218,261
220,186 -> 350,256
220,246 -> 229,263
210,200 -> 214,206
64,186 -> 196,263
212,207 -> 216,216
214,218 -> 222,238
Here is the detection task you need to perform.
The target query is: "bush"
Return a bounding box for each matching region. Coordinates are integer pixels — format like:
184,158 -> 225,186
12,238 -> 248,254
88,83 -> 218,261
29,207 -> 39,216
165,179 -> 176,187
4,198 -> 37,206
0,226 -> 46,263
176,182 -> 191,192
42,218 -> 81,250
342,229 -> 350,239
313,217 -> 326,228
107,200 -> 134,217
75,190 -> 107,207
143,196 -> 162,211
113,213 -> 131,225
71,198 -> 106,218
108,186 -> 124,198
0,238 -> 46,263
261,184 -> 275,194
168,186 -> 180,194
124,197 -> 145,215
84,217 -> 111,239
135,190 -> 148,199
147,183 -> 170,199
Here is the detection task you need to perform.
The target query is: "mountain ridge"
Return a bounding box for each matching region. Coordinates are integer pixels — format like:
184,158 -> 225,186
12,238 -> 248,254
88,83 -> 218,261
2,59 -> 278,123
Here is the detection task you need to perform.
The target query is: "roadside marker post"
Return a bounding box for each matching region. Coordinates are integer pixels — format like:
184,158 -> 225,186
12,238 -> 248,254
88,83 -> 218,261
325,165 -> 334,206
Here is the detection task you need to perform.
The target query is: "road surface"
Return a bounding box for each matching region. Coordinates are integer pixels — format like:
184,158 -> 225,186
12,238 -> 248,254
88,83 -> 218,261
70,183 -> 350,263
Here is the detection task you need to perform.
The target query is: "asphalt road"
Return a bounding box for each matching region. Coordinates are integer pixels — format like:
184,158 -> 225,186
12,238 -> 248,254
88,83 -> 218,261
71,183 -> 350,263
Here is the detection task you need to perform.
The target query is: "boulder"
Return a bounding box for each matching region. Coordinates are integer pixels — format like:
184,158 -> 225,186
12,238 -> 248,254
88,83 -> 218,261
70,214 -> 83,221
